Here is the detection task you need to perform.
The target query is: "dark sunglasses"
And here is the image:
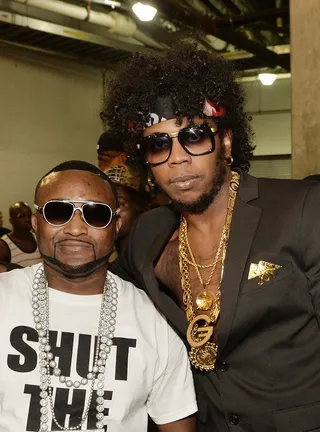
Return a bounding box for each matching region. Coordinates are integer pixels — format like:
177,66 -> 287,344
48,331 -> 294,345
34,200 -> 119,229
137,123 -> 218,167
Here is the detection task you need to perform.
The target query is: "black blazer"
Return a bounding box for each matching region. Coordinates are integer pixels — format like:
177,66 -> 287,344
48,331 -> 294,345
111,172 -> 320,432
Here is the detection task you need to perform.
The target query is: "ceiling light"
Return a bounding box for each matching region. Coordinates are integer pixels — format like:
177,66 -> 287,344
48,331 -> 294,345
91,0 -> 121,6
132,2 -> 157,21
258,73 -> 277,86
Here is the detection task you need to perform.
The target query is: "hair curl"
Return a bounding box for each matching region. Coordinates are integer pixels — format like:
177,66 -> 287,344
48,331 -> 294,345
102,39 -> 254,172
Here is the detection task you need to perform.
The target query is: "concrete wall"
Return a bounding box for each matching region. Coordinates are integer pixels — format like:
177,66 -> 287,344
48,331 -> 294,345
290,0 -> 320,178
244,77 -> 291,156
0,51 -> 292,226
0,53 -> 102,227
242,77 -> 292,179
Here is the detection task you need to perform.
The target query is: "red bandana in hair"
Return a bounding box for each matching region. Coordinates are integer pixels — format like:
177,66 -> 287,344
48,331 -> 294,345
128,97 -> 226,132
203,99 -> 226,117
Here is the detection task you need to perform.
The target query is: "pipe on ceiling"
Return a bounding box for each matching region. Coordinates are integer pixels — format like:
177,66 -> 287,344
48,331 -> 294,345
13,0 -> 163,49
214,7 -> 289,27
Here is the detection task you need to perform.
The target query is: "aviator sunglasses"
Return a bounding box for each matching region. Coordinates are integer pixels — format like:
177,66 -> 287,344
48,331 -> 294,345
34,200 -> 119,229
137,123 -> 218,167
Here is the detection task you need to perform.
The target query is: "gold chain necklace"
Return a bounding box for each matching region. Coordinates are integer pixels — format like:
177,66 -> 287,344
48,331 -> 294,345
179,240 -> 223,269
178,171 -> 240,371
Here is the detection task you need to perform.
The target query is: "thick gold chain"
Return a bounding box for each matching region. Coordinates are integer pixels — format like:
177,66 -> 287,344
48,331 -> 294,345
178,171 -> 240,371
179,220 -> 223,322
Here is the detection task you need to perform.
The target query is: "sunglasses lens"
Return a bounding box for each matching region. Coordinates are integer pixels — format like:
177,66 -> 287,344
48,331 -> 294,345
44,202 -> 74,226
143,134 -> 171,165
179,126 -> 213,155
83,203 -> 112,228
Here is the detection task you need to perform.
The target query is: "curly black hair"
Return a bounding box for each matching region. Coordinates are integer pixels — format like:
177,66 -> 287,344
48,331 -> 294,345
102,39 -> 254,172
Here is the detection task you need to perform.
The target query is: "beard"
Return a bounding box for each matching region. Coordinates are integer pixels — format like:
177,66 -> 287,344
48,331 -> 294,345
171,148 -> 227,215
40,252 -> 111,279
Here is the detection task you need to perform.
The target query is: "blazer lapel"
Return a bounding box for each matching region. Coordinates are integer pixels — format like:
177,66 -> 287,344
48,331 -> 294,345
218,173 -> 261,356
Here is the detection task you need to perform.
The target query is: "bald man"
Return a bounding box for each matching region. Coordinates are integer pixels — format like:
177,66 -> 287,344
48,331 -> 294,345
0,202 -> 41,267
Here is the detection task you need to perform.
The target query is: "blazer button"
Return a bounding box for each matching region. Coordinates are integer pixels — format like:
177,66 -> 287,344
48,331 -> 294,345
220,361 -> 228,372
229,415 -> 239,425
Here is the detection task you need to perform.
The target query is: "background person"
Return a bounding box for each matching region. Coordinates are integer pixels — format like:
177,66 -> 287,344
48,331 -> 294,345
0,210 -> 10,237
97,130 -> 127,172
106,164 -> 149,255
0,201 -> 41,266
304,174 -> 320,181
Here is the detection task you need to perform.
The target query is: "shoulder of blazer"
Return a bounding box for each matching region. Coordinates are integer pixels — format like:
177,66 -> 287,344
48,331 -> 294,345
135,205 -> 179,238
238,171 -> 259,203
128,205 -> 180,259
239,170 -> 318,206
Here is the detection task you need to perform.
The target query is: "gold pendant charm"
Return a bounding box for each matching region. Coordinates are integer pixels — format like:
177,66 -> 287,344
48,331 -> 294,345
187,314 -> 214,348
248,260 -> 281,285
196,290 -> 213,311
189,342 -> 218,371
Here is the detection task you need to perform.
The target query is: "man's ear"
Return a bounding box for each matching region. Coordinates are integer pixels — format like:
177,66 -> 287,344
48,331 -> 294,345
31,214 -> 37,232
118,152 -> 127,165
222,130 -> 232,159
115,214 -> 122,238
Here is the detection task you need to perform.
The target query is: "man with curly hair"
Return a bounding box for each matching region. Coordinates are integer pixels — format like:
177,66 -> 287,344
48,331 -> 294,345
104,40 -> 320,432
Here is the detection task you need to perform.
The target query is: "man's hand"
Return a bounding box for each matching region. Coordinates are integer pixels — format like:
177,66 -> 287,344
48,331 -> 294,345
157,415 -> 196,432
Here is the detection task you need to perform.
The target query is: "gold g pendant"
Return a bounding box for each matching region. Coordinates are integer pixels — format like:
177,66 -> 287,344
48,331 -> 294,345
187,314 -> 214,348
189,343 -> 218,371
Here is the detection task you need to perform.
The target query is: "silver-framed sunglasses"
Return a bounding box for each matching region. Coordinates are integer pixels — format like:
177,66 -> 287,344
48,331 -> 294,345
34,199 -> 119,229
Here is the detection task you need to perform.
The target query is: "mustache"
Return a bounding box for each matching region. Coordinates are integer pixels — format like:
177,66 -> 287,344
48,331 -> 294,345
55,239 -> 94,247
54,240 -> 96,260
40,252 -> 111,279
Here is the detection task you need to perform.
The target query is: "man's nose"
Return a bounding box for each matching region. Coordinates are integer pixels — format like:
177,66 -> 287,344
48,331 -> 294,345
63,208 -> 88,236
167,137 -> 192,166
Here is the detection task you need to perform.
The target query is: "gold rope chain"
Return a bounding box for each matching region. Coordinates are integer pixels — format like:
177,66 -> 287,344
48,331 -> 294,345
179,242 -> 223,269
181,219 -> 226,288
178,171 -> 240,371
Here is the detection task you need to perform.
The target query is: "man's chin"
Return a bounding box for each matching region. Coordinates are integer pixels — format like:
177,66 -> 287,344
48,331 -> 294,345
171,176 -> 225,214
171,196 -> 212,215
40,253 -> 110,279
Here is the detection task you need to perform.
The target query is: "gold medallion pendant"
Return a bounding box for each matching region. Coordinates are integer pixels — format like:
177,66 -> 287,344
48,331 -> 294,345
187,314 -> 214,348
196,290 -> 213,311
187,315 -> 217,370
189,343 -> 218,371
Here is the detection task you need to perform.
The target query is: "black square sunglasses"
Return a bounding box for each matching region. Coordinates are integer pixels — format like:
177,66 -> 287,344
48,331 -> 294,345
137,123 -> 218,167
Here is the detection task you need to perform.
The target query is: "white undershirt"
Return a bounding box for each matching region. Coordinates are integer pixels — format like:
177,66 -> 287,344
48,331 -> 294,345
0,264 -> 197,431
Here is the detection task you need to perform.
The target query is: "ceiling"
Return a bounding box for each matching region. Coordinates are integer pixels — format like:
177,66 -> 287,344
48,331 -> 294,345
0,0 -> 290,75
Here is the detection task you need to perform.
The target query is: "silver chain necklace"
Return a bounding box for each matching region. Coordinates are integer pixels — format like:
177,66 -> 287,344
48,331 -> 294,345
32,264 -> 118,432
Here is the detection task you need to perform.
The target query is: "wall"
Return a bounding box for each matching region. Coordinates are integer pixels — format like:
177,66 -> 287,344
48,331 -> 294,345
290,0 -> 320,179
0,52 -> 103,227
0,52 -> 292,227
242,76 -> 292,179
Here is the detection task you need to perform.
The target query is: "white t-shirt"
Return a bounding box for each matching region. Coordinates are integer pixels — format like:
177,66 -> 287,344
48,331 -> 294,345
0,264 -> 197,432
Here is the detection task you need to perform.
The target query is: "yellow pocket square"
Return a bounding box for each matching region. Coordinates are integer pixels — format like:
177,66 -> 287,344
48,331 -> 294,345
248,261 -> 281,285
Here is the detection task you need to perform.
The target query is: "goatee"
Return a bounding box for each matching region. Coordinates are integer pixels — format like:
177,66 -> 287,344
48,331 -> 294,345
171,149 -> 227,215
